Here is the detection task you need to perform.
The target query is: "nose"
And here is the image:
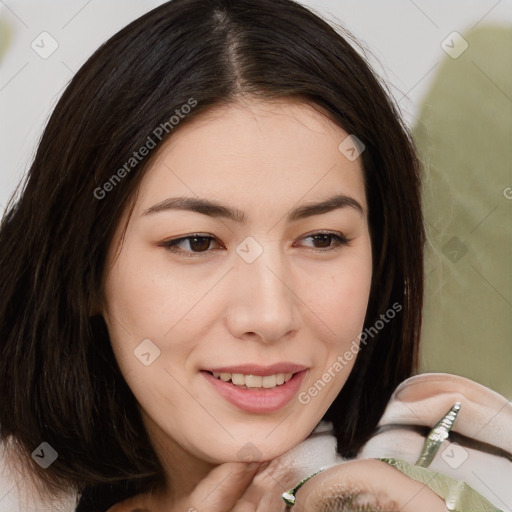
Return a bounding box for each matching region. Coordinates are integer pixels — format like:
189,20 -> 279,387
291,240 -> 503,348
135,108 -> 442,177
225,241 -> 300,343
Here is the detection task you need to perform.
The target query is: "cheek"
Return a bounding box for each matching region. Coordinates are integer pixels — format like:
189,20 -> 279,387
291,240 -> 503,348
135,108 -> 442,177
102,255 -> 194,416
102,240 -> 225,383
310,242 -> 372,346
105,237 -> 191,332
102,244 -> 182,368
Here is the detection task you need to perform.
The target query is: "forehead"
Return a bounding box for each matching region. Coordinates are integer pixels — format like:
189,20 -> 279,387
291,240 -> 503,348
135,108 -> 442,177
134,98 -> 367,217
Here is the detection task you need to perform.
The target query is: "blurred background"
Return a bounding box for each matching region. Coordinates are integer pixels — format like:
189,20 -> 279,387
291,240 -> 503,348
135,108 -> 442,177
0,1 -> 511,400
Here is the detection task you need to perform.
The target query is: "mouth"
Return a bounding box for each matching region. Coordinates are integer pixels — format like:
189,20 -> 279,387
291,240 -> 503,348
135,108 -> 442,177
200,366 -> 308,413
204,370 -> 295,390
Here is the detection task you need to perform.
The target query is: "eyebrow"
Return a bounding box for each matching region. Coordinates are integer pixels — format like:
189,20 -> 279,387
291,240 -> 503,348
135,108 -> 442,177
141,193 -> 365,222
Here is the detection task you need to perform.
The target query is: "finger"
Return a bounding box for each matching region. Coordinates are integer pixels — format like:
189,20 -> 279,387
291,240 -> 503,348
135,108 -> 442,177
184,461 -> 262,512
235,462 -> 293,512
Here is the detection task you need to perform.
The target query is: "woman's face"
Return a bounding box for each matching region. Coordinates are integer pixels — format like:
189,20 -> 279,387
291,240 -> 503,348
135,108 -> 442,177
100,98 -> 372,466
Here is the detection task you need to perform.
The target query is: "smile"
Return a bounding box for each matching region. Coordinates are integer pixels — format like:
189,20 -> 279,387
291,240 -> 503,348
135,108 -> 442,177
201,369 -> 308,413
209,371 -> 294,389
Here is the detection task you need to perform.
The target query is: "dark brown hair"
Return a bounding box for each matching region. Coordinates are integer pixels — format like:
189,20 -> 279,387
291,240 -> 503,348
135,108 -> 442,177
0,0 -> 424,509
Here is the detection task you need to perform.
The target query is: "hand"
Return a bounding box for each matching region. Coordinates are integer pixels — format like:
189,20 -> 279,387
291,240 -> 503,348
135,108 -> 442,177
231,428 -> 344,511
107,461 -> 264,512
169,460 -> 266,512
178,429 -> 344,511
293,459 -> 449,512
109,429 -> 344,511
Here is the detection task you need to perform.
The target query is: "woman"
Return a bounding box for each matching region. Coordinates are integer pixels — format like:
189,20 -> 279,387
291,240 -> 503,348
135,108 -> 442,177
0,0 -> 490,510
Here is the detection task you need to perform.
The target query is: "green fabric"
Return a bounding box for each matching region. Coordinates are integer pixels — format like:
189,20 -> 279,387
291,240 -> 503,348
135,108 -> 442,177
413,26 -> 512,399
379,458 -> 502,511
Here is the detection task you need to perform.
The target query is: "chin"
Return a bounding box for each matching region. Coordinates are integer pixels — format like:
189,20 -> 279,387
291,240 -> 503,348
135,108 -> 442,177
201,434 -> 301,464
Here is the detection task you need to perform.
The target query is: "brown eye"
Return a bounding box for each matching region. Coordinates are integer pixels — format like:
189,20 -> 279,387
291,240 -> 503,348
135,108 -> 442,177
299,232 -> 349,251
160,234 -> 223,256
310,234 -> 334,248
186,236 -> 213,252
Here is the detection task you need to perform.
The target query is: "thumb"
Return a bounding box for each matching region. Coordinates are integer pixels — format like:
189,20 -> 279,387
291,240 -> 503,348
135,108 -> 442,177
184,461 -> 262,512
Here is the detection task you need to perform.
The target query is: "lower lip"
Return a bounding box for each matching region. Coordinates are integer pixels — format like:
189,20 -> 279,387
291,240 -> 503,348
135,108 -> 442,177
201,370 -> 307,413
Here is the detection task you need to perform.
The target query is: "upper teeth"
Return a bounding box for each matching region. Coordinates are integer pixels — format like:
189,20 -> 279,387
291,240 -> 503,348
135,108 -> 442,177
212,372 -> 294,388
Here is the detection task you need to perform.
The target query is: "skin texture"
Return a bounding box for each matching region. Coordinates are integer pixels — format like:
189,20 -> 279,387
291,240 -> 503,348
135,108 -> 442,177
100,97 -> 373,510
